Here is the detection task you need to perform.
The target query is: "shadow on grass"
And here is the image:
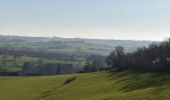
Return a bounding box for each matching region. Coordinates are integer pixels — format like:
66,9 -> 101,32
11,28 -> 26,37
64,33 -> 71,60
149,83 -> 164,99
107,70 -> 170,92
35,76 -> 77,100
35,85 -> 63,100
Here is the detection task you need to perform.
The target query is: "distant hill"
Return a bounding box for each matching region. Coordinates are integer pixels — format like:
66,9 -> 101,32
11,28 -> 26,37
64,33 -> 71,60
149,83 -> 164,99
82,39 -> 153,52
0,35 -> 152,72
0,35 -> 152,54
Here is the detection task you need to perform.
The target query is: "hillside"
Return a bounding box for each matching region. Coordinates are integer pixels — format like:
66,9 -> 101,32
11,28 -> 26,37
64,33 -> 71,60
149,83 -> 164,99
0,35 -> 152,54
0,35 -> 152,72
0,72 -> 170,100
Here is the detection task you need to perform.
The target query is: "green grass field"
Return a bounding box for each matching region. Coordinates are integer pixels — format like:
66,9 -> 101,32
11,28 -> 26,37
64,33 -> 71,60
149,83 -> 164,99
0,71 -> 170,100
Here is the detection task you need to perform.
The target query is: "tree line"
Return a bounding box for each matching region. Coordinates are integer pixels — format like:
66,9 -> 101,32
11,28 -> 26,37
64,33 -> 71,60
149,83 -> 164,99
106,39 -> 170,72
80,55 -> 107,73
21,60 -> 76,76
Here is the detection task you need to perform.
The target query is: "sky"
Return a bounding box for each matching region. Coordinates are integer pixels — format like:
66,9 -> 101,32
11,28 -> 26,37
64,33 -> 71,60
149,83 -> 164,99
0,0 -> 170,41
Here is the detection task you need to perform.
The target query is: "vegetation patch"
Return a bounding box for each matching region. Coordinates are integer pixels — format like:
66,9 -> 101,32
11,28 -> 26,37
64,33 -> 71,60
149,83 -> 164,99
0,72 -> 170,100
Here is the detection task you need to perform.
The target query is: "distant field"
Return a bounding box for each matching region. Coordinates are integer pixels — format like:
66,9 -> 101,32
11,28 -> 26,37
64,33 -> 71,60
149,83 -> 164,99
0,72 -> 170,100
0,35 -> 152,56
0,55 -> 86,72
0,36 -> 152,72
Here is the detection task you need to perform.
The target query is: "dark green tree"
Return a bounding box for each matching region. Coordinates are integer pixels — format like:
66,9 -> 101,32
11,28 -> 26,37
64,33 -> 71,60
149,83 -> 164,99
106,46 -> 125,70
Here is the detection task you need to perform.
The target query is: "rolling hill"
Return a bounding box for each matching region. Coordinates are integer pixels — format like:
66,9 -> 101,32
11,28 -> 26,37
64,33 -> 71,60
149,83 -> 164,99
0,35 -> 152,72
0,35 -> 152,54
0,71 -> 170,100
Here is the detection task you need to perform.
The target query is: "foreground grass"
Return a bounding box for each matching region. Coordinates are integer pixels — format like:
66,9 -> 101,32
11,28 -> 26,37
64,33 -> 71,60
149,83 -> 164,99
0,72 -> 170,100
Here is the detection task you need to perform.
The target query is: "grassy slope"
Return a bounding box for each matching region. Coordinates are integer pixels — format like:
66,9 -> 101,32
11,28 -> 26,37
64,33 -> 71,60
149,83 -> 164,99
0,72 -> 170,100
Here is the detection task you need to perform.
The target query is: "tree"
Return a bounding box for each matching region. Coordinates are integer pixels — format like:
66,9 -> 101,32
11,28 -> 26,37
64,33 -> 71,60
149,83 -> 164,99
106,46 -> 125,70
57,66 -> 61,75
36,59 -> 44,67
106,38 -> 170,72
22,62 -> 32,71
13,55 -> 19,67
83,61 -> 92,72
87,55 -> 106,71
1,55 -> 7,70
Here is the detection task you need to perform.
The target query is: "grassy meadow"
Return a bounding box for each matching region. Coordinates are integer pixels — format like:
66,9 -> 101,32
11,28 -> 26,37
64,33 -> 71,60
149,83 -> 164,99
0,71 -> 170,100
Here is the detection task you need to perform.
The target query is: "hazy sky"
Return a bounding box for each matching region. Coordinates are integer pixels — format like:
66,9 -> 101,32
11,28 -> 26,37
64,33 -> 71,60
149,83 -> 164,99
0,0 -> 170,40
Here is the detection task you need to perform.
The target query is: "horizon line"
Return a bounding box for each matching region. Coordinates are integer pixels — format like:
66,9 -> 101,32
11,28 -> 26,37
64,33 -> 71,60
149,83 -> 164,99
0,34 -> 159,42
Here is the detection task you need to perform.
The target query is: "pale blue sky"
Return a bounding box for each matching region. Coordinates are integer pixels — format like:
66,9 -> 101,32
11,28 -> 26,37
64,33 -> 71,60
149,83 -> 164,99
0,0 -> 170,40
